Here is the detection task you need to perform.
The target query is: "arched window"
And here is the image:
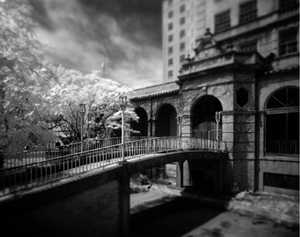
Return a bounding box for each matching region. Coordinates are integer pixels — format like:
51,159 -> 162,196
155,104 -> 177,137
131,107 -> 148,137
265,87 -> 299,154
191,95 -> 222,139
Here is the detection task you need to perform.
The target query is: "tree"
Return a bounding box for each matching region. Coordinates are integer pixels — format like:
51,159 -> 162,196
45,66 -> 137,142
0,0 -> 57,162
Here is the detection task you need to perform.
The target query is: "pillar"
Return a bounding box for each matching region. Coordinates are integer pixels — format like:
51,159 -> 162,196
118,163 -> 130,237
176,161 -> 184,187
183,160 -> 192,186
181,114 -> 191,137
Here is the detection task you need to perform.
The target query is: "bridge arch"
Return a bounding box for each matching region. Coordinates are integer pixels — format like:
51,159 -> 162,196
155,104 -> 177,137
131,107 -> 148,137
191,95 -> 223,138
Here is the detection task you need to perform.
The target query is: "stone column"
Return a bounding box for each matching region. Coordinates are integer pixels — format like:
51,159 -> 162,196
232,111 -> 256,191
181,114 -> 191,137
118,163 -> 130,237
176,161 -> 184,187
183,160 -> 192,186
221,112 -> 234,193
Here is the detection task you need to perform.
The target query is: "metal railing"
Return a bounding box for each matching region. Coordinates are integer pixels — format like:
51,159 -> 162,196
3,136 -> 148,169
0,136 -> 226,196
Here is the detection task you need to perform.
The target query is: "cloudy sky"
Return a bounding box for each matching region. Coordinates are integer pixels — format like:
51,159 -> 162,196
30,0 -> 163,89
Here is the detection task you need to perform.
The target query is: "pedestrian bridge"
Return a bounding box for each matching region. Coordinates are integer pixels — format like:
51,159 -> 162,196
0,136 -> 228,237
0,136 -> 227,197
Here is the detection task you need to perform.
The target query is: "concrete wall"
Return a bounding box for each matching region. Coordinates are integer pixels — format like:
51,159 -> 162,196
0,167 -> 129,237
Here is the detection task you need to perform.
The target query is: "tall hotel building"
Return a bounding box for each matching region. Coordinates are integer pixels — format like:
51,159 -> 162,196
162,0 -> 207,81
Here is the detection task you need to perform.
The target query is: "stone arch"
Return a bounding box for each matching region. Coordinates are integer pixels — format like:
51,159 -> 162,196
155,104 -> 177,137
131,107 -> 148,137
264,86 -> 299,154
191,95 -> 223,138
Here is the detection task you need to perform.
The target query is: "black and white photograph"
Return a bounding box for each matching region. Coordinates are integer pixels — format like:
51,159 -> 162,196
0,0 -> 299,236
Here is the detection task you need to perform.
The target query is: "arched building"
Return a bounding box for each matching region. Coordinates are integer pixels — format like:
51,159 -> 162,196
129,1 -> 299,195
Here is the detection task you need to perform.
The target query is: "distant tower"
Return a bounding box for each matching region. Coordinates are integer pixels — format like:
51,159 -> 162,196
100,61 -> 105,77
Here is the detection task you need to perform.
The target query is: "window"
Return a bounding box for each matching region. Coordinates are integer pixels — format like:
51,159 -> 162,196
180,42 -> 185,51
215,10 -> 230,33
168,70 -> 173,78
180,55 -> 185,62
236,88 -> 249,107
168,58 -> 173,66
239,39 -> 257,52
279,0 -> 299,13
168,46 -> 173,54
168,23 -> 173,31
180,4 -> 185,13
180,29 -> 185,38
239,0 -> 257,25
265,87 -> 299,154
168,11 -> 173,18
264,173 -> 299,190
168,34 -> 173,42
180,17 -> 185,25
279,27 -> 298,56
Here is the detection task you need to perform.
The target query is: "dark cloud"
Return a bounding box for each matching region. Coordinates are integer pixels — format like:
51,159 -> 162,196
30,0 -> 163,88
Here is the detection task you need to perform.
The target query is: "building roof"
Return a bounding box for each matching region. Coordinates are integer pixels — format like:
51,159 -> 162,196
128,81 -> 179,100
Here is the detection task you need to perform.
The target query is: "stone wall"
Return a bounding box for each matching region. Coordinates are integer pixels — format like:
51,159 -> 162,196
0,167 -> 129,237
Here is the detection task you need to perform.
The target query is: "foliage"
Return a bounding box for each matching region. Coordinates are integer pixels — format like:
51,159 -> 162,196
0,0 -> 138,158
0,0 -> 56,151
44,66 -> 137,142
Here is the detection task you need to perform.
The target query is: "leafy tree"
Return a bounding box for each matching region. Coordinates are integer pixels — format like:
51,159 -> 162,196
0,0 -> 56,163
45,66 -> 138,142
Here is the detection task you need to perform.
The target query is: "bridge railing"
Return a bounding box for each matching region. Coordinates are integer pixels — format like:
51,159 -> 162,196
3,136 -> 149,169
0,136 -> 227,196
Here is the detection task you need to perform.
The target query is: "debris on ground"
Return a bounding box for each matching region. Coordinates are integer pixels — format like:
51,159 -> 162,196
228,191 -> 299,228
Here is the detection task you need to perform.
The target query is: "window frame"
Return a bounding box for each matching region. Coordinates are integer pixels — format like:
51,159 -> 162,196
278,27 -> 298,56
279,0 -> 299,13
179,17 -> 185,25
180,29 -> 185,38
180,4 -> 185,13
180,42 -> 185,51
239,0 -> 257,25
214,10 -> 231,33
264,87 -> 299,155
239,39 -> 257,52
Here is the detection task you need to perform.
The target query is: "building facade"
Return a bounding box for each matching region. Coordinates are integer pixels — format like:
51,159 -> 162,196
130,0 -> 299,195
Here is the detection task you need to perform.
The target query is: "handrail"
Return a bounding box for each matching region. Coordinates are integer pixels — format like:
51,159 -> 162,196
3,136 -> 147,169
0,136 -> 227,197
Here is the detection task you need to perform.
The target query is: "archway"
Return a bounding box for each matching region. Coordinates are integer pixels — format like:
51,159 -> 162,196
155,104 -> 177,137
191,95 -> 223,138
265,87 -> 299,154
131,107 -> 148,137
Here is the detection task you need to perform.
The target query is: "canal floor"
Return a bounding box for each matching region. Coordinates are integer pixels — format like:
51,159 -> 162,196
130,186 -> 299,237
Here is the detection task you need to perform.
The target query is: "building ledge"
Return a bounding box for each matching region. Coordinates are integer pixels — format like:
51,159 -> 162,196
128,81 -> 180,100
214,9 -> 299,42
179,51 -> 263,79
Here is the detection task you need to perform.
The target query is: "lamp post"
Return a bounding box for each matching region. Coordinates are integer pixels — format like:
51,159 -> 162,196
119,95 -> 128,163
79,103 -> 86,153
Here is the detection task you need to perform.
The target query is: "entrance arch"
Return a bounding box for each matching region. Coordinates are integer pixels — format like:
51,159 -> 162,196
131,107 -> 148,137
155,104 -> 177,137
191,95 -> 223,138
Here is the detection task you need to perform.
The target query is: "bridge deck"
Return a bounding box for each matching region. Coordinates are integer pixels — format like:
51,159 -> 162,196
0,137 -> 227,197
